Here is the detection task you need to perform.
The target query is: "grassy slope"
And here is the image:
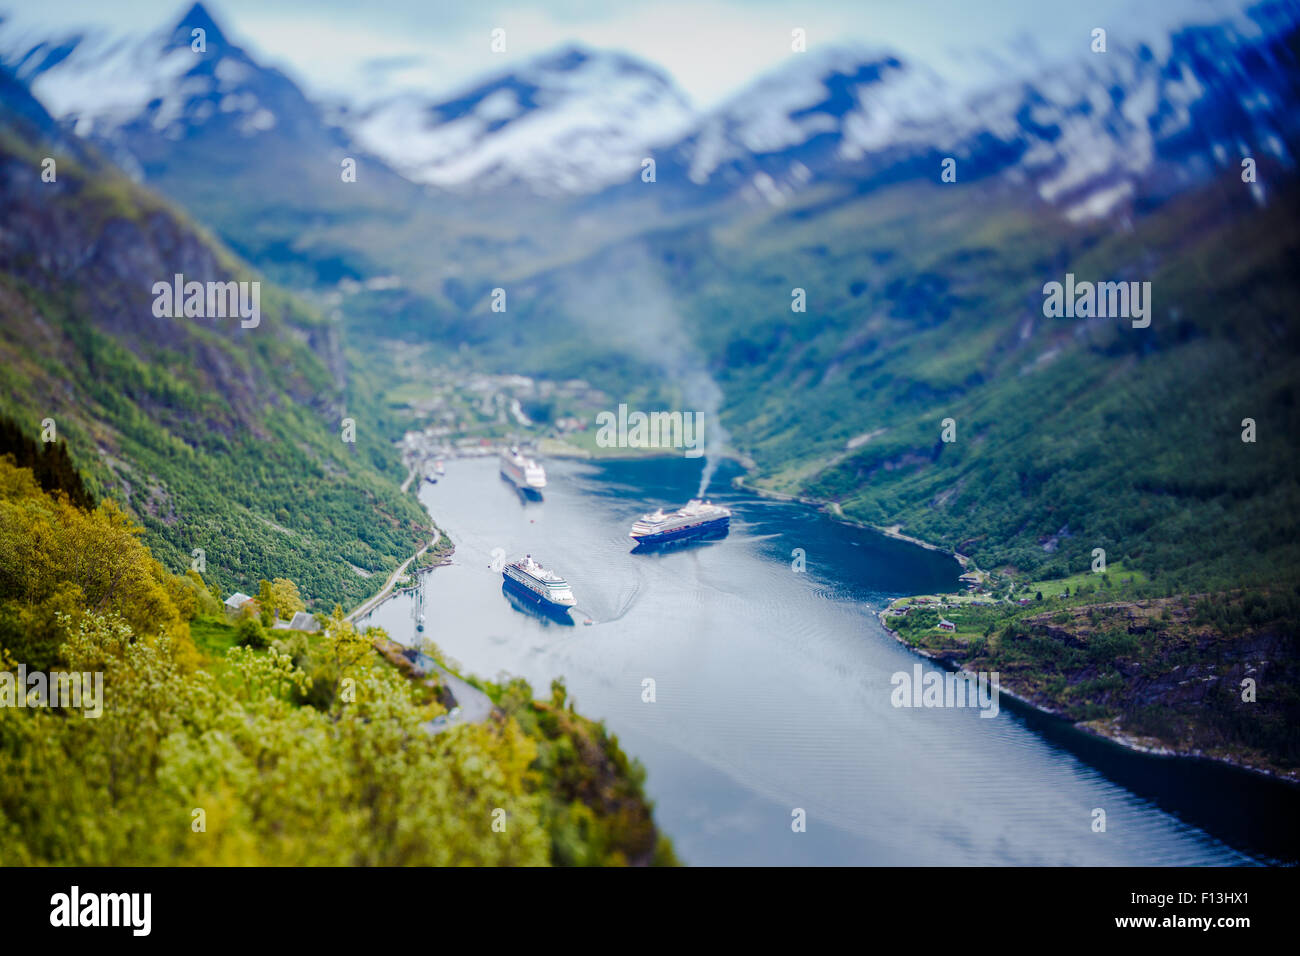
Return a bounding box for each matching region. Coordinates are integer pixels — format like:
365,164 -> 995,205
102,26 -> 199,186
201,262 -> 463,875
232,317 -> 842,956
0,116 -> 432,611
887,589 -> 1300,780
190,615 -> 677,864
0,452 -> 674,865
693,175 -> 1300,592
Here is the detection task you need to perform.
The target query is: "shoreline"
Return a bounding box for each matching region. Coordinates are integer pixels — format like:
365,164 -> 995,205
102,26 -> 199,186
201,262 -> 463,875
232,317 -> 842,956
731,473 -> 970,570
730,466 -> 1295,787
876,606 -> 1299,787
345,528 -> 447,624
391,455 -> 1296,788
730,466 -> 1294,785
542,441 -> 750,466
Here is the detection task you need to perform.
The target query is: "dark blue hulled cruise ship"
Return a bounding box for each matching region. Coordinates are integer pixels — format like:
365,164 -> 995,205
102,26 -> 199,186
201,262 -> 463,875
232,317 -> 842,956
501,555 -> 576,611
629,499 -> 731,548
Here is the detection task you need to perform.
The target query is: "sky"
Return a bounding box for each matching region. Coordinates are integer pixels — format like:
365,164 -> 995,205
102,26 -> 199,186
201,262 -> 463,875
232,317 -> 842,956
0,0 -> 1262,109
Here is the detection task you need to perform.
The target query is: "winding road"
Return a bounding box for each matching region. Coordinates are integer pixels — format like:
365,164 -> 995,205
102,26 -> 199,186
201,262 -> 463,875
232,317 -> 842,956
346,528 -> 494,733
345,529 -> 441,624
421,661 -> 495,735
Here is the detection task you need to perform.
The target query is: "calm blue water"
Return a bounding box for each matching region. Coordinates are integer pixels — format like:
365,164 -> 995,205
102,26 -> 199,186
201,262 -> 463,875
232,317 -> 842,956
361,456 -> 1297,865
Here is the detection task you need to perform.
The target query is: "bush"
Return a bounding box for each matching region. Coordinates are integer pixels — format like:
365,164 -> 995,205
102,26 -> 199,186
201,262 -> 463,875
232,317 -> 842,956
235,616 -> 268,650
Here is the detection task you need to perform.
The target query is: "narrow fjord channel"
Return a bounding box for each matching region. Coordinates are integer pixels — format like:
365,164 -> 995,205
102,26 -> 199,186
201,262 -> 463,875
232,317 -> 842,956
360,456 -> 1297,865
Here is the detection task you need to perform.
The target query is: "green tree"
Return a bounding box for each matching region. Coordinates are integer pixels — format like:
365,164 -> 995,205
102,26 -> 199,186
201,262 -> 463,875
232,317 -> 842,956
235,616 -> 268,650
269,577 -> 305,620
257,580 -> 274,626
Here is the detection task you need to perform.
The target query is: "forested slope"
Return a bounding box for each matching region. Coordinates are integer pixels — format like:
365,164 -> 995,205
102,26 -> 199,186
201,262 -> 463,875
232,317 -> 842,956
0,69 -> 431,609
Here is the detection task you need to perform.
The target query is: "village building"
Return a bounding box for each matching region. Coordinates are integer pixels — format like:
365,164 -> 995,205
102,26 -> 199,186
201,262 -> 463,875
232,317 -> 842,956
223,592 -> 254,620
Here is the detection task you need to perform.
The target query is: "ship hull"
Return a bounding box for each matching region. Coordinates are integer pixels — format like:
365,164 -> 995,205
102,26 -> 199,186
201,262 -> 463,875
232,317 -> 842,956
501,572 -> 573,614
501,583 -> 575,625
500,467 -> 544,499
630,515 -> 730,549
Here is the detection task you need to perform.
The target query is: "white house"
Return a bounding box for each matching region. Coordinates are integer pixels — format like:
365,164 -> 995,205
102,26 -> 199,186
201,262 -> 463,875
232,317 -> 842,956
223,592 -> 254,619
287,611 -> 319,632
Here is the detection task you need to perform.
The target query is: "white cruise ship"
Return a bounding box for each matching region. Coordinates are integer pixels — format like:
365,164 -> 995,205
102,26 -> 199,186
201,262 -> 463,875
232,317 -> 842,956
501,555 -> 576,610
500,446 -> 547,496
629,499 -> 732,547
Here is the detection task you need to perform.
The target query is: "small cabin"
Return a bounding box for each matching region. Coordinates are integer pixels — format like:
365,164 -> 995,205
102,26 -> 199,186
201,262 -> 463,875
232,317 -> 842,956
286,611 -> 320,633
273,611 -> 320,633
937,618 -> 957,632
223,592 -> 254,620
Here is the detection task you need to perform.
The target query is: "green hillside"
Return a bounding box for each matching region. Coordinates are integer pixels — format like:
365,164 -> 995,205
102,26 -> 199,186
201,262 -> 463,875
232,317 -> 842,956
723,174 -> 1300,592
0,456 -> 674,865
0,105 -> 432,611
442,170 -> 1300,595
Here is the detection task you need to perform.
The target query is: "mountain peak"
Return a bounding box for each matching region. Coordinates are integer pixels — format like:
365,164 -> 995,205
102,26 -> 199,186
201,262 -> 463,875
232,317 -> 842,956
349,40 -> 695,194
526,43 -> 669,79
172,2 -> 228,48
528,43 -> 596,72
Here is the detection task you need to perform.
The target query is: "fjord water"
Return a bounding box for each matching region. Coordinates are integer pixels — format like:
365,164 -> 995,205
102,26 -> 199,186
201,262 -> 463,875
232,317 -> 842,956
362,456 -> 1296,865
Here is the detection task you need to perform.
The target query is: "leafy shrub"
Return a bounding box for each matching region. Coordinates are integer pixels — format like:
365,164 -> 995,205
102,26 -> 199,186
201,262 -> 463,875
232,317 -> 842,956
235,616 -> 268,650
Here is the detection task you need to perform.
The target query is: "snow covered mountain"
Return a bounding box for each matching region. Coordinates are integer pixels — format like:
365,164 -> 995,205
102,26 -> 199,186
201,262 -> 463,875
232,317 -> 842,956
657,3 -> 1299,220
1,0 -> 1294,223
0,2 -> 432,288
0,5 -> 696,197
344,45 -> 696,195
0,3 -> 335,180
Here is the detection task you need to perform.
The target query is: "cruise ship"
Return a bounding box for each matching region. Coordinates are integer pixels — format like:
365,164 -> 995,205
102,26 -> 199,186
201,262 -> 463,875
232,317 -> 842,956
629,499 -> 732,548
499,446 -> 546,498
501,555 -> 576,612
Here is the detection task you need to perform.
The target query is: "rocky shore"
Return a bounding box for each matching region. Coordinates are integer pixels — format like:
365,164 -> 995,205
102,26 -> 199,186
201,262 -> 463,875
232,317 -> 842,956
879,594 -> 1300,785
